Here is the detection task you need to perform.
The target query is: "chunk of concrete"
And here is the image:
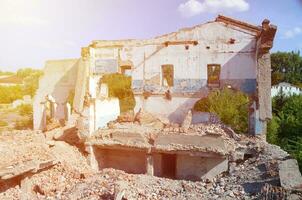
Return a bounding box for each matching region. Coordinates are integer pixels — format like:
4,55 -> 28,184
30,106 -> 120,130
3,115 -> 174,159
279,159 -> 302,190
135,108 -> 157,124
181,110 -> 192,132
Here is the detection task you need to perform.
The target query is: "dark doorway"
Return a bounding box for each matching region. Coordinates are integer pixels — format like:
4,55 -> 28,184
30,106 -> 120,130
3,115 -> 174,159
161,154 -> 176,179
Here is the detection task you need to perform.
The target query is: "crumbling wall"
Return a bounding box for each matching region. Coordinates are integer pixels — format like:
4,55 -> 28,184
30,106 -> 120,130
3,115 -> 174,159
33,59 -> 80,130
93,148 -> 147,174
257,53 -> 272,121
91,22 -> 258,96
94,98 -> 120,129
134,96 -> 200,123
176,155 -> 227,181
73,59 -> 89,113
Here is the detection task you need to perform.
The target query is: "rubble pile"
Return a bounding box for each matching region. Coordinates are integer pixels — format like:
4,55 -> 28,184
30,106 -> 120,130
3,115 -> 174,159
35,142 -> 302,200
1,114 -> 302,199
0,130 -> 93,200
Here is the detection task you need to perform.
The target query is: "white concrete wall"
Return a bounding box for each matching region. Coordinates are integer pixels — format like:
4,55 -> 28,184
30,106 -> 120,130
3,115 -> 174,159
94,98 -> 120,130
176,155 -> 228,180
134,96 -> 200,123
87,22 -> 258,124
92,22 -> 257,84
33,59 -> 79,130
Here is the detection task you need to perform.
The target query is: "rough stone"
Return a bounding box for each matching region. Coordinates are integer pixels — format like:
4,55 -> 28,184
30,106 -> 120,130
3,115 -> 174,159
279,159 -> 302,190
181,110 -> 192,132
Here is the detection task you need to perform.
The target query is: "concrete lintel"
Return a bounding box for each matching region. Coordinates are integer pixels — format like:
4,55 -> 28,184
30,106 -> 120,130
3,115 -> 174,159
151,148 -> 225,158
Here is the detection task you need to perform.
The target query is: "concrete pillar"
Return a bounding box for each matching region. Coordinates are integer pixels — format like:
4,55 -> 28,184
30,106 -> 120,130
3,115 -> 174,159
86,100 -> 95,136
86,145 -> 99,171
65,103 -> 71,121
41,104 -> 47,131
146,152 -> 154,176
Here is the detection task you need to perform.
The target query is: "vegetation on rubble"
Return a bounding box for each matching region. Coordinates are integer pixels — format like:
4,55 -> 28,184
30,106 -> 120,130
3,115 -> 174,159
0,68 -> 43,104
194,87 -> 249,133
101,73 -> 136,113
0,120 -> 8,127
271,51 -> 302,87
14,104 -> 33,130
0,85 -> 23,104
267,93 -> 302,169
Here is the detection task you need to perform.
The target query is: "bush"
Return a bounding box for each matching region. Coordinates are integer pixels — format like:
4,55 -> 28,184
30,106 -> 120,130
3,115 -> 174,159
268,93 -> 302,171
16,104 -> 33,116
282,138 -> 302,170
0,120 -> 8,127
194,88 -> 249,133
14,104 -> 33,130
14,117 -> 33,130
0,85 -> 23,104
101,73 -> 136,113
267,116 -> 280,144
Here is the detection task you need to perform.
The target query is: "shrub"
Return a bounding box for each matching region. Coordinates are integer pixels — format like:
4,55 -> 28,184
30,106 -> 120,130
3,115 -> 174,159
14,117 -> 33,130
16,104 -> 33,116
14,104 -> 33,130
0,85 -> 23,104
101,73 -> 136,113
267,116 -> 280,144
0,120 -> 8,127
194,87 -> 249,133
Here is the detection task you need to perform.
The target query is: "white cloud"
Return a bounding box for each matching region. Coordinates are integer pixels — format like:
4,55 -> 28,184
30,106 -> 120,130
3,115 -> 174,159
283,27 -> 302,39
178,0 -> 250,18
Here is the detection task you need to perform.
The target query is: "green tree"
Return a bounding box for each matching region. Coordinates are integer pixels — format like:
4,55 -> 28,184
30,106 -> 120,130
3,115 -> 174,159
268,93 -> 302,170
271,51 -> 302,86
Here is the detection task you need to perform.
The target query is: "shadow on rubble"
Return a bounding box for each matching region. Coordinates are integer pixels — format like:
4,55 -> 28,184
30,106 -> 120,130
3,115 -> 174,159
55,127 -> 88,156
242,178 -> 280,195
99,193 -> 115,200
0,164 -> 55,193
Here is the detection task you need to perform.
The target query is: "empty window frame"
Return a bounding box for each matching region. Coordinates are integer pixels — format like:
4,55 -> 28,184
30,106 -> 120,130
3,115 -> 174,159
162,65 -> 174,87
207,64 -> 221,86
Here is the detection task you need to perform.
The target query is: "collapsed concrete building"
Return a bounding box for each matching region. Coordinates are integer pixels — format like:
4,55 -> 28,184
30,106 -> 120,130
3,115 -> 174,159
33,15 -> 277,181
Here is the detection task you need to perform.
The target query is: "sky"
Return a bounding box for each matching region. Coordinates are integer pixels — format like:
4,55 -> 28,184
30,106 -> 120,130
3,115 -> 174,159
0,0 -> 302,71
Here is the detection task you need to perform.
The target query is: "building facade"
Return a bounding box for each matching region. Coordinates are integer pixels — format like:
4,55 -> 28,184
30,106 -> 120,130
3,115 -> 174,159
34,15 -> 276,135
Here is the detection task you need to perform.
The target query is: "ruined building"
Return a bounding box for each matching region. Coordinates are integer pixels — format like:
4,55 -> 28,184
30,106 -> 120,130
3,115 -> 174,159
33,15 -> 277,181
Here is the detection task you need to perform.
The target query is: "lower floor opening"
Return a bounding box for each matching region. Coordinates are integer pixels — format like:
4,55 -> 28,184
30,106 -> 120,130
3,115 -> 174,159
93,147 -> 147,174
161,154 -> 176,179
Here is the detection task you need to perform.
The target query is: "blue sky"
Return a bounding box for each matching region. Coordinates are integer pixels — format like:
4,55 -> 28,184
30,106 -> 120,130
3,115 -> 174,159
0,0 -> 301,71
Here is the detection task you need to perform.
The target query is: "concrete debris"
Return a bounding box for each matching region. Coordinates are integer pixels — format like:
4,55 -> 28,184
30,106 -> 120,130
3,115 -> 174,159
181,110 -> 192,132
279,159 -> 302,191
117,110 -> 135,123
1,125 -> 302,199
134,108 -> 165,130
